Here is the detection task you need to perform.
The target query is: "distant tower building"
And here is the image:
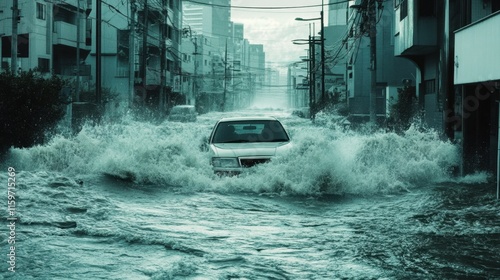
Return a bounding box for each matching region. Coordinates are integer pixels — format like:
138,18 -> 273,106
182,0 -> 231,47
249,44 -> 265,88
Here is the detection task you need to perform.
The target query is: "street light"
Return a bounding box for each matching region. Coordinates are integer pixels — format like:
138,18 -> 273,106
295,0 -> 326,115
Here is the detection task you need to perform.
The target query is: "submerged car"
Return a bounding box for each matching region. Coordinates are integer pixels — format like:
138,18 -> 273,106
208,116 -> 292,174
168,105 -> 197,122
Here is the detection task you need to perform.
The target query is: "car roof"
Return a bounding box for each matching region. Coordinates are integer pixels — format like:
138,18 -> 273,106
217,116 -> 280,123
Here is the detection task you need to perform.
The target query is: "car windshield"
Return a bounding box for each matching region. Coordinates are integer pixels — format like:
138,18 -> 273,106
212,120 -> 289,143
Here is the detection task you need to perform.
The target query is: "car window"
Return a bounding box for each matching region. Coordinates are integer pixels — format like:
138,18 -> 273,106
212,120 -> 289,143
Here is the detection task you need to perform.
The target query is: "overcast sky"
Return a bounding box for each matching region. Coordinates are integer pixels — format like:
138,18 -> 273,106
231,0 -> 328,67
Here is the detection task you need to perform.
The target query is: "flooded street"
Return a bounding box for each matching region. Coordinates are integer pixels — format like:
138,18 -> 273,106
1,109 -> 499,279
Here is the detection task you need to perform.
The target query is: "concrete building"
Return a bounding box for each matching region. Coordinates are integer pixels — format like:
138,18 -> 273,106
287,61 -> 309,109
130,0 -> 183,111
0,0 -> 91,79
0,0 -> 183,118
394,0 -> 499,173
326,0 -> 349,102
347,0 -> 416,122
182,0 -> 231,46
249,44 -> 265,89
182,0 -> 243,111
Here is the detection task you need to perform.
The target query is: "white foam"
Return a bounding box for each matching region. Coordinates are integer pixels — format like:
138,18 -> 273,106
5,111 -> 469,195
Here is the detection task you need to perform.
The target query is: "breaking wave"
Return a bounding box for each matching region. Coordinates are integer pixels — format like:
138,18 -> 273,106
4,111 -> 468,195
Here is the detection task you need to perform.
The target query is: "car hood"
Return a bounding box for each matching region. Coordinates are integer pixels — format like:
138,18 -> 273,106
210,142 -> 291,157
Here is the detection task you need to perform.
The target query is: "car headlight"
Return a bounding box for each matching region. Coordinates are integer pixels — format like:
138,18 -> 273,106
212,157 -> 240,168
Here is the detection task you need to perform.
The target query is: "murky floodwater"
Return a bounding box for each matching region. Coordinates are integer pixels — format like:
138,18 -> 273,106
1,109 -> 499,279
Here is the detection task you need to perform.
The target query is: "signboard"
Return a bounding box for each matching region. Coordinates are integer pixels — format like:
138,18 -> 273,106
173,75 -> 180,93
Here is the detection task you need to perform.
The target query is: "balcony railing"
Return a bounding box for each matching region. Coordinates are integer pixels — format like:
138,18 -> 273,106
53,21 -> 85,48
394,0 -> 437,56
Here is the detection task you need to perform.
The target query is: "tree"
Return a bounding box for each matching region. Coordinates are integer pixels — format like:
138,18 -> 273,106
388,84 -> 417,132
0,71 -> 67,154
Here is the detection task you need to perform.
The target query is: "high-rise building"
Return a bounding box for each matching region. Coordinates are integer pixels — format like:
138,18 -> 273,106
182,0 -> 231,45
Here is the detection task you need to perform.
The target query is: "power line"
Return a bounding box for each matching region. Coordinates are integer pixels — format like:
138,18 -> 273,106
185,0 -> 353,10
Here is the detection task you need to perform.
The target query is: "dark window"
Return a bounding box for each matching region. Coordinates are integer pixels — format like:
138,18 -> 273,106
493,0 -> 500,12
424,79 -> 436,94
37,58 -> 50,73
86,19 -> 92,46
36,3 -> 46,20
394,0 -> 401,8
418,0 -> 435,17
212,120 -> 289,144
400,0 -> 408,20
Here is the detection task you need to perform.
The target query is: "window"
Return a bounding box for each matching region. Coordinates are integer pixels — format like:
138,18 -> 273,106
38,58 -> 50,73
424,79 -> 436,94
400,0 -> 408,20
116,30 -> 130,77
36,2 -> 46,20
213,120 -> 289,144
418,0 -> 435,17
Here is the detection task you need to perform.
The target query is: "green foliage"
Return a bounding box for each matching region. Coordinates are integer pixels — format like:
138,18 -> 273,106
0,71 -> 68,154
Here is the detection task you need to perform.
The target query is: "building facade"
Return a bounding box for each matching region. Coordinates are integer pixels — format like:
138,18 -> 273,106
1,0 -> 91,80
0,0 -> 183,118
347,0 -> 416,122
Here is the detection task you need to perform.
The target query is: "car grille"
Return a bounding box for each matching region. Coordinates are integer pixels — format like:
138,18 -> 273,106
239,158 -> 270,168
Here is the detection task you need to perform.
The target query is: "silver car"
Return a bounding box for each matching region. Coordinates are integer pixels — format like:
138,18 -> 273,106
208,116 -> 292,175
168,105 -> 197,122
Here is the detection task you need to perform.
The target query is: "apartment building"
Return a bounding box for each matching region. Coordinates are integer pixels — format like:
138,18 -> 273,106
395,0 -> 500,173
0,0 -> 91,77
1,0 -> 183,116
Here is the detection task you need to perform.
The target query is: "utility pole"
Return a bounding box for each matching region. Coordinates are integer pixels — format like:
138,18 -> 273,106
159,0 -> 167,114
320,0 -> 325,104
311,24 -> 317,121
193,36 -> 198,106
369,0 -> 377,125
11,0 -> 19,75
76,0 -> 81,102
309,35 -> 314,120
96,0 -> 102,107
222,38 -> 228,111
141,0 -> 148,105
129,0 -> 136,107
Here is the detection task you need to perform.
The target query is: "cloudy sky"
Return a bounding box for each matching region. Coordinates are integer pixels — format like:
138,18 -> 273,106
231,0 -> 328,67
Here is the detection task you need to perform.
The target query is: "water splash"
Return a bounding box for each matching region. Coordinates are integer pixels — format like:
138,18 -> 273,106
4,112 -> 466,195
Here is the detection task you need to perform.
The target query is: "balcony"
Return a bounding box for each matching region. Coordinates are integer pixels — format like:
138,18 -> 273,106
394,0 -> 437,57
53,21 -> 85,48
454,11 -> 500,84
